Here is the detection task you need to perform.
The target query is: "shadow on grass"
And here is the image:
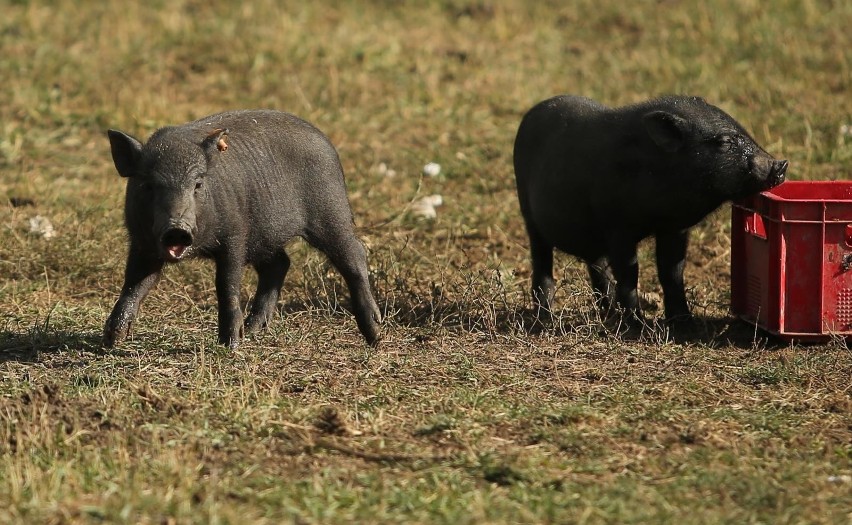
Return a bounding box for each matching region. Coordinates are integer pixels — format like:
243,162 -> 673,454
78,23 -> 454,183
272,293 -> 539,342
0,330 -> 104,364
383,297 -> 615,343
381,295 -> 796,349
665,315 -> 793,349
276,278 -> 794,349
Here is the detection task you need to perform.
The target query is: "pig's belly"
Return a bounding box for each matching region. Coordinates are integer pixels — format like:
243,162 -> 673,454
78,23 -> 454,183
529,203 -> 607,261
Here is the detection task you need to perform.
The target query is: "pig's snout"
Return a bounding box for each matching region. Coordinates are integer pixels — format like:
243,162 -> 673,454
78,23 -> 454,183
752,154 -> 788,190
160,225 -> 194,262
768,159 -> 788,187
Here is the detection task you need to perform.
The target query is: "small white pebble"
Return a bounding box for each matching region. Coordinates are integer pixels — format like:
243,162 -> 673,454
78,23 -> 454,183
410,201 -> 436,219
827,475 -> 851,484
422,162 -> 441,177
376,162 -> 397,178
28,215 -> 56,239
422,194 -> 443,207
410,194 -> 444,219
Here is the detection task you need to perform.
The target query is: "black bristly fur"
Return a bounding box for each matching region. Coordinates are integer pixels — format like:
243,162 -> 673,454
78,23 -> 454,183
513,95 -> 788,325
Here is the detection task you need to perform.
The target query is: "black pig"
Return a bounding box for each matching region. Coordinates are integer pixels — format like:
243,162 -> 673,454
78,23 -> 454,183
513,95 -> 787,324
104,110 -> 381,348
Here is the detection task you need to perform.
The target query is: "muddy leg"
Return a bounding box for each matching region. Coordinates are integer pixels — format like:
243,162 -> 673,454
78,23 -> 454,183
104,246 -> 164,348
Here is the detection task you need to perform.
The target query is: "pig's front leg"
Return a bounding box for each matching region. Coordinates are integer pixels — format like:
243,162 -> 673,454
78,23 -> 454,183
214,249 -> 245,348
655,229 -> 691,322
104,248 -> 164,348
606,236 -> 643,326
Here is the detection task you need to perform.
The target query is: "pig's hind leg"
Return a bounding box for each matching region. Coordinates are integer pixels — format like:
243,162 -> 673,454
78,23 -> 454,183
310,228 -> 381,346
586,257 -> 616,314
245,251 -> 291,333
606,237 -> 644,326
528,230 -> 556,320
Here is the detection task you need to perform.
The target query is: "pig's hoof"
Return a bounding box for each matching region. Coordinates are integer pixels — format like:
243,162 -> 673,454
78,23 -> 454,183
356,309 -> 382,346
534,306 -> 552,321
218,330 -> 242,348
102,325 -> 127,348
528,302 -> 553,332
623,311 -> 646,329
244,312 -> 273,334
243,320 -> 263,335
529,313 -> 550,334
666,313 -> 696,326
218,337 -> 241,349
666,314 -> 701,337
608,309 -> 647,337
364,327 -> 381,348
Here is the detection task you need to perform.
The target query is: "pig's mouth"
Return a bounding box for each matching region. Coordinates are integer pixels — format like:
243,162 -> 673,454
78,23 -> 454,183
164,244 -> 191,262
160,227 -> 194,263
762,159 -> 788,190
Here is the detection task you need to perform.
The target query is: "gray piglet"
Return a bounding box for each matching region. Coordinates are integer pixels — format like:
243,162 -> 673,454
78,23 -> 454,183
105,110 -> 381,348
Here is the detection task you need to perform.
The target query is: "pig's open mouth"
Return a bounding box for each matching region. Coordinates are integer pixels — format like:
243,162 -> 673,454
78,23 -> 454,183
164,244 -> 190,262
160,227 -> 194,263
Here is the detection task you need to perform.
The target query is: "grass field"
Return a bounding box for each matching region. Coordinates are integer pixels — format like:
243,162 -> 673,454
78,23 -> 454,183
1,0 -> 851,523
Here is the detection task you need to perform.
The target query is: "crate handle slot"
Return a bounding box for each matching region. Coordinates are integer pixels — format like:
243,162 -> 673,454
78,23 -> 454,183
846,224 -> 852,247
745,213 -> 766,239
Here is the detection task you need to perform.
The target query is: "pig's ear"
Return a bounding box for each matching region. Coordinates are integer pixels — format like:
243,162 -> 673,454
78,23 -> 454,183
108,130 -> 143,178
201,128 -> 229,170
642,111 -> 687,153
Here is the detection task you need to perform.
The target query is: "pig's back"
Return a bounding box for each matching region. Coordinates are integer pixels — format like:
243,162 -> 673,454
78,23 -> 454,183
190,110 -> 353,250
189,109 -> 343,184
514,96 -> 606,177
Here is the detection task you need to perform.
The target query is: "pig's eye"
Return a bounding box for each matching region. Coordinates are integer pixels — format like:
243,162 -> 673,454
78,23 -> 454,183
717,136 -> 736,152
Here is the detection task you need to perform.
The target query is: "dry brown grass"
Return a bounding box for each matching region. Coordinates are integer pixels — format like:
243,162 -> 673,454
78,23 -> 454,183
1,0 -> 851,523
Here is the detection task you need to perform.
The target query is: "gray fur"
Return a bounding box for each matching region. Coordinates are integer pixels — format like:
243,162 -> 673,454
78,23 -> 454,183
514,95 -> 788,324
104,110 -> 381,348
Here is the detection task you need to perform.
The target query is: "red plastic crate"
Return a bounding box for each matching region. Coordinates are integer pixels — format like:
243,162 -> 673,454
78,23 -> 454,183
731,181 -> 852,341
